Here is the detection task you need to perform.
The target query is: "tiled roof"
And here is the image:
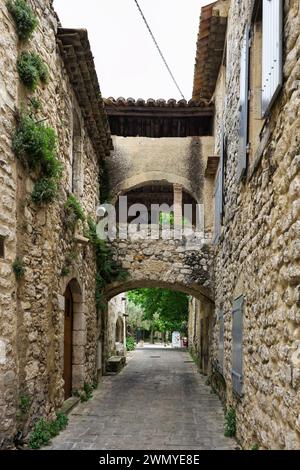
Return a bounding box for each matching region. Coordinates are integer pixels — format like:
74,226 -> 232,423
57,28 -> 112,157
104,97 -> 210,108
192,1 -> 228,101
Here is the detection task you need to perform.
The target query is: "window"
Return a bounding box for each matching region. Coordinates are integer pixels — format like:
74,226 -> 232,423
238,1 -> 283,178
237,24 -> 250,182
218,310 -> 224,372
248,3 -> 265,166
232,295 -> 244,396
261,0 -> 283,117
0,236 -> 4,259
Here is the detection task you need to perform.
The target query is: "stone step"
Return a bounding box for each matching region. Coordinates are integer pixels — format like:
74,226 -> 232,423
106,355 -> 126,374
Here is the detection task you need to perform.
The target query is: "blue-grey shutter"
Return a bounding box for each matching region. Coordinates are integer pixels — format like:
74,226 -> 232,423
214,168 -> 221,243
219,129 -> 224,218
237,25 -> 250,182
262,0 -> 283,117
232,295 -> 244,396
218,310 -> 224,371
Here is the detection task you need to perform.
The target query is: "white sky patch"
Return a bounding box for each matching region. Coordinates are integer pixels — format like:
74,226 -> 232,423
53,0 -> 208,100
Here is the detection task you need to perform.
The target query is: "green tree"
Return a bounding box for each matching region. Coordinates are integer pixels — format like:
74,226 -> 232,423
127,288 -> 189,342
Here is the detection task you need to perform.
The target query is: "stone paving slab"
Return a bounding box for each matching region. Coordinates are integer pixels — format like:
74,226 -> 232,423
45,348 -> 237,450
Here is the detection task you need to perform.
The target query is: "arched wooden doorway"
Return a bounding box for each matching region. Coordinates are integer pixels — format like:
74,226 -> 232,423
64,285 -> 73,399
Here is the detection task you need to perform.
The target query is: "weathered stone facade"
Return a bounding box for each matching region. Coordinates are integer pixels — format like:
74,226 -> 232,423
1,0 -> 300,453
106,228 -> 214,301
107,294 -> 126,356
193,0 -> 300,450
0,0 -> 110,448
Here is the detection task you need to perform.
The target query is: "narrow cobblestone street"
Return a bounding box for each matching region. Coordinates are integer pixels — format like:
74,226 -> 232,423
47,348 -> 236,450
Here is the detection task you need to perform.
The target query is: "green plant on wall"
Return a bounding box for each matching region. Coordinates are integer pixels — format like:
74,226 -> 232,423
12,112 -> 62,204
17,51 -> 49,91
28,412 -> 68,449
31,178 -> 59,205
12,257 -> 25,280
87,217 -> 128,310
16,393 -> 31,421
224,407 -> 236,438
7,0 -> 38,41
64,194 -> 85,229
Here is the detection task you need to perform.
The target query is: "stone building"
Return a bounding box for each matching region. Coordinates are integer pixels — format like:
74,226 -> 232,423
0,0 -> 111,448
1,0 -> 300,453
189,0 -> 300,450
107,294 -> 126,357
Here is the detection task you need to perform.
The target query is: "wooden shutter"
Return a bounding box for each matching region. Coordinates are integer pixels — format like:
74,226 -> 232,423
218,310 -> 224,371
262,0 -> 283,117
237,25 -> 250,182
232,295 -> 244,396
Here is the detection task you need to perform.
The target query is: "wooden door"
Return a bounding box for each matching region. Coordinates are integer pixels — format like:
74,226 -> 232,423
63,285 -> 73,399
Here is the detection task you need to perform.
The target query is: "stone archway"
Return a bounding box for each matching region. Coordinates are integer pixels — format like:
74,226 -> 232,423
62,278 -> 86,397
106,236 -> 214,302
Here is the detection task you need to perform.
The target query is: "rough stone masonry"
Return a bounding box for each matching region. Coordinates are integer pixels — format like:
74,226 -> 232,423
1,0 -> 300,452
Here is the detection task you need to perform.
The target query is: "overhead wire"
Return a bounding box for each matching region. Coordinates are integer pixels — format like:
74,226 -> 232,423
133,0 -> 186,100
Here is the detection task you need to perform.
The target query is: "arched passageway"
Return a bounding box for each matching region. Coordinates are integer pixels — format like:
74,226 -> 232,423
63,278 -> 86,398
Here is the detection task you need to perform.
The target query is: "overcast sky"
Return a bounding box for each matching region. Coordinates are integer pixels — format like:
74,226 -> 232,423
53,0 -> 208,100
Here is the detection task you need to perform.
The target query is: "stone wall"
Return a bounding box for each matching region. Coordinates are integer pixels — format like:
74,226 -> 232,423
211,0 -> 300,450
105,227 -> 214,301
0,0 -> 103,448
107,294 -> 126,356
108,136 -> 214,204
188,297 -> 213,375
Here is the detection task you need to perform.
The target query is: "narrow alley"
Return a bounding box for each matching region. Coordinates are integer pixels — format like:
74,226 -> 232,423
47,347 -> 236,451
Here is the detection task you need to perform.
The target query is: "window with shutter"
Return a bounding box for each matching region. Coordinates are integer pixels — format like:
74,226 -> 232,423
232,295 -> 244,396
218,310 -> 224,372
262,0 -> 283,118
237,25 -> 250,182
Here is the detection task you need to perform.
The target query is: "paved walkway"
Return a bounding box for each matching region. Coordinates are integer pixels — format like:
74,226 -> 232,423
47,348 -> 236,450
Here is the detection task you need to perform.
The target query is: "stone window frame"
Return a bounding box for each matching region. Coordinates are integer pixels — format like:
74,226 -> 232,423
59,276 -> 87,393
247,1 -> 266,171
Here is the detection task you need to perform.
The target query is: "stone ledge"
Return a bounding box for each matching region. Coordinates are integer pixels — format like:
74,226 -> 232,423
60,396 -> 80,415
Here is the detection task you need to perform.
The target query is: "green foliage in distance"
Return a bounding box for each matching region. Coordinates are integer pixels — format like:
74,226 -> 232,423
7,0 -> 38,41
126,336 -> 136,351
127,288 -> 189,333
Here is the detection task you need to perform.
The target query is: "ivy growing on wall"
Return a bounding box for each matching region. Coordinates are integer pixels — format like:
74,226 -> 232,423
12,110 -> 62,204
7,0 -> 38,41
17,51 -> 49,91
87,217 -> 128,310
64,194 -> 85,229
